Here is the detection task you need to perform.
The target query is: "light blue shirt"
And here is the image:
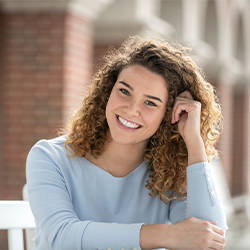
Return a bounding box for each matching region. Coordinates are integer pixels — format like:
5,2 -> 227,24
26,136 -> 227,250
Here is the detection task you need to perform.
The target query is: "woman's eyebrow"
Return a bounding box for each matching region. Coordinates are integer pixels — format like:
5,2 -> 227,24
119,81 -> 162,103
144,95 -> 163,103
119,81 -> 133,90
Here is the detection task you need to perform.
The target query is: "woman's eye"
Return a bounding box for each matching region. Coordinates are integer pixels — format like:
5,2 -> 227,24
120,89 -> 130,96
145,100 -> 157,107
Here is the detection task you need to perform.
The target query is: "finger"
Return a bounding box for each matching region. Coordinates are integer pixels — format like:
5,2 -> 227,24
172,103 -> 188,123
209,221 -> 218,225
208,221 -> 225,238
177,90 -> 194,100
172,100 -> 188,123
173,101 -> 198,123
209,238 -> 225,250
171,97 -> 195,123
213,232 -> 226,244
212,225 -> 225,236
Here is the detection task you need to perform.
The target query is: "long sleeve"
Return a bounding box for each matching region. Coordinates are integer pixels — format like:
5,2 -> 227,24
26,139 -> 143,250
27,138 -> 228,250
169,162 -> 228,231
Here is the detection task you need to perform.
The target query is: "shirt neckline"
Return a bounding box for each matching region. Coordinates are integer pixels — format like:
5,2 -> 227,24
82,157 -> 148,180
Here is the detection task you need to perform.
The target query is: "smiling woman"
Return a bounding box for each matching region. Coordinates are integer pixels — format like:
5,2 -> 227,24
105,65 -> 168,150
26,35 -> 227,250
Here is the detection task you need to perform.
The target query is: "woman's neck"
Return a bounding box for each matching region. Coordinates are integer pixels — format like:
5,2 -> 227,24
86,140 -> 147,178
103,141 -> 146,177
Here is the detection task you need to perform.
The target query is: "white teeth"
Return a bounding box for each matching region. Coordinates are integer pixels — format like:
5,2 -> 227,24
118,116 -> 140,129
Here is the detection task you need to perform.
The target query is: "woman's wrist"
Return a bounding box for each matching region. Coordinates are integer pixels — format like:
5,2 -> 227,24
140,224 -> 175,250
185,135 -> 207,166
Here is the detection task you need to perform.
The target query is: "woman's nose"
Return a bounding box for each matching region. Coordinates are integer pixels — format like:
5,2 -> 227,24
124,100 -> 140,117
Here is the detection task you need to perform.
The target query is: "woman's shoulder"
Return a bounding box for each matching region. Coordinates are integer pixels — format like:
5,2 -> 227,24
35,135 -> 67,146
27,135 -> 68,162
26,135 -> 79,179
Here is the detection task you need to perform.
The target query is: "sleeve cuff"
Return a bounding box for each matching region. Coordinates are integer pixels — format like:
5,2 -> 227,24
186,162 -> 228,231
187,162 -> 209,172
187,162 -> 218,206
82,222 -> 144,250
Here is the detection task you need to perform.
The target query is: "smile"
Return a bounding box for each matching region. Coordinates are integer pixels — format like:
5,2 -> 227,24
117,115 -> 141,129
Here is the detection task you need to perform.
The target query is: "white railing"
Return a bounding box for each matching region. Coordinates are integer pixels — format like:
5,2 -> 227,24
0,201 -> 36,250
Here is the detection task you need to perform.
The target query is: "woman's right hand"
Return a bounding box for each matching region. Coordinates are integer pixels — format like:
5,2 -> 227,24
140,217 -> 226,250
167,217 -> 226,250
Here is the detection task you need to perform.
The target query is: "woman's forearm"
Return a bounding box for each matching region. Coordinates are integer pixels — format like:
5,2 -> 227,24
185,135 -> 207,166
140,224 -> 171,250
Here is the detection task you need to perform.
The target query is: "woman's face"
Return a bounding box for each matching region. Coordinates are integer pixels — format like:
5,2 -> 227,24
106,65 -> 168,148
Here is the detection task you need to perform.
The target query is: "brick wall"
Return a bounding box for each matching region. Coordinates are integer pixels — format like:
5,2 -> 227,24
63,14 -> 93,125
0,11 -> 4,205
1,12 -> 65,200
0,11 -> 93,249
93,43 -> 119,72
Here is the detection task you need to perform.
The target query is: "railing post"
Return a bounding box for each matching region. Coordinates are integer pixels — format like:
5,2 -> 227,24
8,228 -> 24,250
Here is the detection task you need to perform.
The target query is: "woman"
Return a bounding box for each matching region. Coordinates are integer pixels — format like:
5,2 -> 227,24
26,35 -> 227,250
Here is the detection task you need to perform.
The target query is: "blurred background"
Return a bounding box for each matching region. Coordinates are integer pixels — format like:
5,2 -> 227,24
0,0 -> 249,249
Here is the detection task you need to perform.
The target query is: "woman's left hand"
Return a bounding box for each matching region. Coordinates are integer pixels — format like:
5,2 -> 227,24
171,90 -> 201,146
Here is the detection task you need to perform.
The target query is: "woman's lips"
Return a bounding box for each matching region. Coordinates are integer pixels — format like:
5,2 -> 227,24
116,115 -> 142,129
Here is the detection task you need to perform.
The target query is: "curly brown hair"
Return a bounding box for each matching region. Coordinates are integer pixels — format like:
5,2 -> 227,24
65,35 -> 222,203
